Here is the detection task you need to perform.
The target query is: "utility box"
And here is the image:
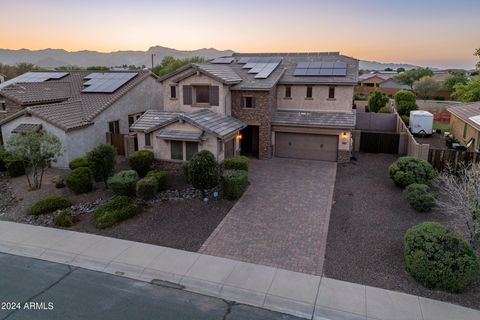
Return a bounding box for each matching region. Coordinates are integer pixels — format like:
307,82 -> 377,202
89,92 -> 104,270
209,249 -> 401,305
409,110 -> 433,136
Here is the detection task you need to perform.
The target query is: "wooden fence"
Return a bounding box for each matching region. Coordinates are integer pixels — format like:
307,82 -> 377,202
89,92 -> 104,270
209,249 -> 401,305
428,148 -> 480,171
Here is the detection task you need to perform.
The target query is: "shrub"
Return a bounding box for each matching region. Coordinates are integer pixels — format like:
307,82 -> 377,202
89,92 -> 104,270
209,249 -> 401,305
128,150 -> 154,178
404,184 -> 436,212
31,195 -> 71,215
136,176 -> 158,200
401,115 -> 410,126
395,90 -> 417,116
224,156 -> 249,171
222,170 -> 248,200
66,167 -> 93,194
378,106 -> 391,113
189,150 -> 219,192
182,161 -> 191,183
146,170 -> 167,190
0,146 -> 7,172
404,222 -> 480,292
368,91 -> 389,113
54,210 -> 74,227
388,157 -> 436,188
107,170 -> 139,196
55,180 -> 65,189
87,144 -> 116,186
95,196 -> 139,229
6,157 -> 25,177
69,156 -> 89,170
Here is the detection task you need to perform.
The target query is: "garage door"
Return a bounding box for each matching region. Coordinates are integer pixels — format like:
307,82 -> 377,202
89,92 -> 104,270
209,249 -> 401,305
275,132 -> 338,162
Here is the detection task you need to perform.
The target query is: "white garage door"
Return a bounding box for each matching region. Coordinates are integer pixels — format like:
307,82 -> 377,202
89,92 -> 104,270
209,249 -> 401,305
275,132 -> 338,162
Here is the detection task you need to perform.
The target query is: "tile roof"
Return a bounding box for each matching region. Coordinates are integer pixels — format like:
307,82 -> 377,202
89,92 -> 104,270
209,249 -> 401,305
272,110 -> 356,129
156,130 -> 203,141
358,73 -> 395,82
131,109 -> 246,139
0,71 -> 155,131
448,102 -> 480,130
11,123 -> 42,134
1,82 -> 71,105
160,63 -> 242,85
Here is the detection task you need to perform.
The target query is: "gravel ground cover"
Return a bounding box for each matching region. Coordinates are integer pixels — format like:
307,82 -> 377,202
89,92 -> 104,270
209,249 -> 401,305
324,153 -> 480,310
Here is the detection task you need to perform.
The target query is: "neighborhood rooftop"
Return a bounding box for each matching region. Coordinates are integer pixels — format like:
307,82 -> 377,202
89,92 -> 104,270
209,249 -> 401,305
448,101 -> 480,130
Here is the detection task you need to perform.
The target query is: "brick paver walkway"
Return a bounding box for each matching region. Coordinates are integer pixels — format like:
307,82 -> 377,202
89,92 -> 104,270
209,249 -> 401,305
200,158 -> 337,275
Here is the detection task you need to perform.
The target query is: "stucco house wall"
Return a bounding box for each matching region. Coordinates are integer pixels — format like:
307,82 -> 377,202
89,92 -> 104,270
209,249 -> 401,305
0,96 -> 23,121
276,85 -> 353,112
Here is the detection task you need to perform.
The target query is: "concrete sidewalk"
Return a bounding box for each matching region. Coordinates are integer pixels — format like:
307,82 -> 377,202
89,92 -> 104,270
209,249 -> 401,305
0,221 -> 478,320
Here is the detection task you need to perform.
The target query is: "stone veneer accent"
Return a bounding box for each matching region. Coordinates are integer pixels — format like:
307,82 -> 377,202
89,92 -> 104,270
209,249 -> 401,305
337,150 -> 351,163
231,88 -> 277,160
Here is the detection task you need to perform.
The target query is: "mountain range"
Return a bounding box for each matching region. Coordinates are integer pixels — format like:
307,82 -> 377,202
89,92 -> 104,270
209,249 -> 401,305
0,46 -> 427,71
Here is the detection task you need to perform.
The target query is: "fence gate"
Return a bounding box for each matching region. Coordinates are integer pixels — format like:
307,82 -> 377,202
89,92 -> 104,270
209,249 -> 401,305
111,133 -> 126,155
360,132 -> 400,154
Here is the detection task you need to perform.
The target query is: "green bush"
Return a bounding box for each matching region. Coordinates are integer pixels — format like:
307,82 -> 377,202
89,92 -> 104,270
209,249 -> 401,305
222,170 -> 248,200
189,150 -> 219,192
404,184 -> 436,212
66,167 -> 93,194
128,150 -> 154,177
136,176 -> 158,200
54,210 -> 74,227
95,196 -> 139,229
146,170 -> 167,190
69,156 -> 89,170
401,115 -> 410,126
224,156 -> 249,171
55,180 -> 65,188
378,106 -> 391,113
6,157 -> 25,177
368,91 -> 389,113
31,195 -> 71,215
107,170 -> 139,196
388,157 -> 436,188
0,146 -> 7,172
87,144 -> 116,185
395,90 -> 417,116
182,161 -> 190,183
404,222 -> 480,292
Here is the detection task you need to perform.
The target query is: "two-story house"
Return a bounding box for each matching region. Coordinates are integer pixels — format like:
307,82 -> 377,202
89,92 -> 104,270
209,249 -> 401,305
131,52 -> 358,163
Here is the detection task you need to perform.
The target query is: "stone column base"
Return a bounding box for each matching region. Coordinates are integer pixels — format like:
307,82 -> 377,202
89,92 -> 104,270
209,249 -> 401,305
337,150 -> 351,163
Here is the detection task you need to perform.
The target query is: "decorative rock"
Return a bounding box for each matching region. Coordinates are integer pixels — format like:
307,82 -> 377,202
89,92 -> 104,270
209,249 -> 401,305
50,175 -> 64,184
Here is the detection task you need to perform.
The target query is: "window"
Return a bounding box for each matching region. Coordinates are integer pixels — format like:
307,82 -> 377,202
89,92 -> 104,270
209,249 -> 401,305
195,86 -> 210,103
285,86 -> 291,98
463,123 -> 468,139
144,133 -> 151,147
128,113 -> 142,129
243,96 -> 256,108
171,141 -> 183,160
170,86 -> 177,99
108,120 -> 120,134
306,86 -> 313,98
185,142 -> 198,160
328,86 -> 335,99
0,101 -> 5,111
477,132 -> 480,151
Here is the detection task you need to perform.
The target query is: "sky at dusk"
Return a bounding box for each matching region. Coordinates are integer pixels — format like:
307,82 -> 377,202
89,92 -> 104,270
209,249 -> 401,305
2,0 -> 479,69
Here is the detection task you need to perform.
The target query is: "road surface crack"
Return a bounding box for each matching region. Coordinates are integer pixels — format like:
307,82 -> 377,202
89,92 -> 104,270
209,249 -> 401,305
221,299 -> 237,320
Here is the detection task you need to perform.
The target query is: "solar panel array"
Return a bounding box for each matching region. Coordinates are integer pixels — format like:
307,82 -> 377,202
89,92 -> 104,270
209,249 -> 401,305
211,57 -> 235,64
237,57 -> 282,79
0,72 -> 68,89
82,73 -> 138,93
293,61 -> 347,77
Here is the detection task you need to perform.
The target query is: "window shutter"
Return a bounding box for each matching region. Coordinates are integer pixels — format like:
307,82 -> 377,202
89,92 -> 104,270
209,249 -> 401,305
210,86 -> 219,106
183,85 -> 192,105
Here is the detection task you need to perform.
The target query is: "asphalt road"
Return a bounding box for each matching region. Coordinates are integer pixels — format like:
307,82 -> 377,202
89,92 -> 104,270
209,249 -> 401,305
0,253 -> 301,320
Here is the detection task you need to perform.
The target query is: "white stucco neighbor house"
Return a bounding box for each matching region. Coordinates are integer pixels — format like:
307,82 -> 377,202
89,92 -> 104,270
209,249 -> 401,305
0,70 -> 162,168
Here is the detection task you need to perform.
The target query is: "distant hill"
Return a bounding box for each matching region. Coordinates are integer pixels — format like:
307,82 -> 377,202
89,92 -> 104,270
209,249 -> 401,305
0,46 -> 435,70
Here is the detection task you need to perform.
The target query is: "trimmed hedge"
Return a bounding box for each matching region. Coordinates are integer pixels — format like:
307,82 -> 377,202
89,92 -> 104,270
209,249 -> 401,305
107,170 -> 139,196
388,157 -> 436,188
66,167 -> 93,194
404,184 -> 436,212
222,169 -> 248,200
69,156 -> 89,170
54,210 -> 74,227
224,156 -> 249,171
146,170 -> 168,191
182,161 -> 191,183
128,150 -> 154,178
189,150 -> 219,191
95,196 -> 139,229
378,106 -> 391,113
404,222 -> 480,292
136,176 -> 158,200
31,195 -> 71,215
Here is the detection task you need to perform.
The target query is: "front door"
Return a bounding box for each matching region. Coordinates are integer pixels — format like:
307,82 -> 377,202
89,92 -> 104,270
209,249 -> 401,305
240,125 -> 259,158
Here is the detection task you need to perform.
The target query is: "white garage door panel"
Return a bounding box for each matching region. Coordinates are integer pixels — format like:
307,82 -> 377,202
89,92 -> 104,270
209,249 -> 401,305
275,132 -> 338,162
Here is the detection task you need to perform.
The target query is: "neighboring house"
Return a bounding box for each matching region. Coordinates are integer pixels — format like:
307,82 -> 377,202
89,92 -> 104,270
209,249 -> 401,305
0,74 -> 4,84
131,52 -> 358,163
355,72 -> 409,97
358,72 -> 396,88
0,71 -> 162,167
447,102 -> 480,151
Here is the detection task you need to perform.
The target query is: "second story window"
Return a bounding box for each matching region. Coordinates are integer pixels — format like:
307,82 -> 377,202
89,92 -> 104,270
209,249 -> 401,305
285,86 -> 291,98
183,85 -> 219,106
243,96 -> 256,108
170,86 -> 177,99
0,101 -> 5,111
306,86 -> 313,99
328,86 -> 336,99
195,86 -> 210,103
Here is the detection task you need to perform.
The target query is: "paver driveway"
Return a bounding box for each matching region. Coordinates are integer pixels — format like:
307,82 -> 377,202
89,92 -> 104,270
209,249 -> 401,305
200,158 -> 336,275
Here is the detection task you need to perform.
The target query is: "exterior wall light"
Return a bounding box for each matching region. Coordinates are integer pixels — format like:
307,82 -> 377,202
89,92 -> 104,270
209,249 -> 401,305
236,133 -> 242,141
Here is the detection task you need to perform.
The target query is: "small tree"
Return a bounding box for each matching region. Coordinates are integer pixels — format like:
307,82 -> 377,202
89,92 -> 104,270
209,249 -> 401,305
443,72 -> 468,92
367,91 -> 389,113
87,144 -> 116,187
413,76 -> 441,100
188,150 -> 219,196
396,67 -> 406,73
394,68 -> 433,89
7,130 -> 62,190
453,79 -> 480,102
394,90 -> 417,116
435,164 -> 480,249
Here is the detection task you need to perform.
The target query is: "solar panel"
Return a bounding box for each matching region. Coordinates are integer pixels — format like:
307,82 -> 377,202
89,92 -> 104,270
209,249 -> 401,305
82,72 -> 137,93
211,57 -> 234,64
0,72 -> 69,89
255,63 -> 280,79
248,63 -> 268,74
332,68 -> 347,76
333,61 -> 347,69
319,68 -> 333,76
293,61 -> 348,77
293,68 -> 308,76
238,57 -> 282,79
238,57 -> 250,64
